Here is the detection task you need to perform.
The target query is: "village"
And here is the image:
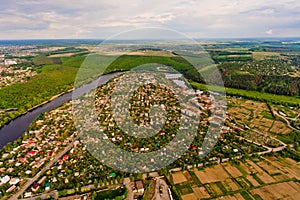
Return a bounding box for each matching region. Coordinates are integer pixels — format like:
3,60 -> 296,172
0,72 -> 298,199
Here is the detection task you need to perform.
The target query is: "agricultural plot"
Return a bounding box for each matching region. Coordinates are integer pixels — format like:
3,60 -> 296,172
192,186 -> 210,199
215,193 -> 244,200
256,160 -> 281,175
172,172 -> 187,184
246,160 -> 263,173
256,171 -> 275,184
228,98 -> 294,147
236,162 -> 254,174
270,121 -> 292,134
222,179 -> 240,191
181,193 -> 198,200
227,107 -> 251,122
209,182 -> 224,195
194,165 -> 230,184
222,163 -> 243,178
245,175 -> 260,187
250,181 -> 300,200
176,157 -> 299,200
252,51 -> 281,60
175,183 -> 193,195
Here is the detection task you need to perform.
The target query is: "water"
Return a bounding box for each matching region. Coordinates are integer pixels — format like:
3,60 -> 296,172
0,72 -> 121,149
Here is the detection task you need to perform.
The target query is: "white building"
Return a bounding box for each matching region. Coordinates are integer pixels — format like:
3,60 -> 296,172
9,178 -> 20,185
1,175 -> 10,185
4,60 -> 17,66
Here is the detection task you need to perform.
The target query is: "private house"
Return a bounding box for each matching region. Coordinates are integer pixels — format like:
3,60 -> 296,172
134,180 -> 144,194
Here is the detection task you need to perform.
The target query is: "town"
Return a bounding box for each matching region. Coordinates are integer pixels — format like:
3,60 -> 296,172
0,69 -> 298,199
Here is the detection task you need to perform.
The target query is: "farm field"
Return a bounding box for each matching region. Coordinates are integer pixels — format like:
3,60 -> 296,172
250,181 -> 300,199
170,156 -> 300,200
252,51 -> 281,60
227,98 -> 298,148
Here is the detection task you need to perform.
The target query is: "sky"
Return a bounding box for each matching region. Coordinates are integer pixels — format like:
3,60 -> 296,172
0,0 -> 300,39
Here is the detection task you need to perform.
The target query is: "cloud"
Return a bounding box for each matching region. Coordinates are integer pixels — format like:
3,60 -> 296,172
265,29 -> 273,35
0,0 -> 300,39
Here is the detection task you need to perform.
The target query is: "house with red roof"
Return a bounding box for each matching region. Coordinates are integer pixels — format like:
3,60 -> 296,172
63,154 -> 68,161
27,151 -> 37,156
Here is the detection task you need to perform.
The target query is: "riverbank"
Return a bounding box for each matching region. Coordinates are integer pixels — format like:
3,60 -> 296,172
0,72 -> 121,149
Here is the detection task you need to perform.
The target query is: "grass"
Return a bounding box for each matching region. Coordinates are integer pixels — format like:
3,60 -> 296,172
240,191 -> 254,200
33,54 -> 61,65
252,52 -> 281,60
275,131 -> 300,144
60,55 -> 86,68
261,110 -> 275,120
252,193 -> 263,200
175,183 -> 193,195
215,182 -> 227,194
189,171 -> 202,186
235,177 -> 250,188
96,187 -> 127,199
251,174 -> 264,185
143,181 -> 156,200
233,164 -> 248,176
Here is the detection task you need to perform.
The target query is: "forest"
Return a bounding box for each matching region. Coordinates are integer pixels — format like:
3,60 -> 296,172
0,52 -> 299,127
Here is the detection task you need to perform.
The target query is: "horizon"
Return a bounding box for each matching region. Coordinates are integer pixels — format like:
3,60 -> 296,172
1,0 -> 300,40
1,37 -> 300,42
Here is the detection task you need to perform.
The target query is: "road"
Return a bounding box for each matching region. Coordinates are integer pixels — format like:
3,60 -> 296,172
124,178 -> 134,200
274,111 -> 299,132
153,178 -> 171,200
10,137 -> 76,200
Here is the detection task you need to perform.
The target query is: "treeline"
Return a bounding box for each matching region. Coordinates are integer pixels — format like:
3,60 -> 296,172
222,74 -> 300,96
218,62 -> 300,96
210,51 -> 253,63
44,47 -> 87,56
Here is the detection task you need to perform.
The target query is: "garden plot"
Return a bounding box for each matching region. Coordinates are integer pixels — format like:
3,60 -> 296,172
269,157 -> 300,180
245,175 -> 260,187
209,182 -> 224,195
222,163 -> 243,178
222,178 -> 240,191
256,171 -> 275,184
250,181 -> 300,200
256,160 -> 281,175
192,186 -> 210,199
228,107 -> 251,122
172,171 -> 188,184
194,165 -> 230,184
270,121 -> 292,134
181,193 -> 198,200
246,160 -> 264,173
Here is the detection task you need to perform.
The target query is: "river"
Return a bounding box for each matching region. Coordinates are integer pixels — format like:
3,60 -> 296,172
0,72 -> 121,149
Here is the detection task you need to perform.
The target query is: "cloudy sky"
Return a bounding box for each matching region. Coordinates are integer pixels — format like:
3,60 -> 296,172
1,0 -> 299,39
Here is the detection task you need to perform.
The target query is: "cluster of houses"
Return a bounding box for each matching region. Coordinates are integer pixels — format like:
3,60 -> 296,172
0,72 -> 243,198
0,103 -> 74,197
74,72 -> 230,171
0,175 -> 21,194
0,64 -> 36,88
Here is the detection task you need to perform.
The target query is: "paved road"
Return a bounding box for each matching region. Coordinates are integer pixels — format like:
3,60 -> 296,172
10,137 -> 76,200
